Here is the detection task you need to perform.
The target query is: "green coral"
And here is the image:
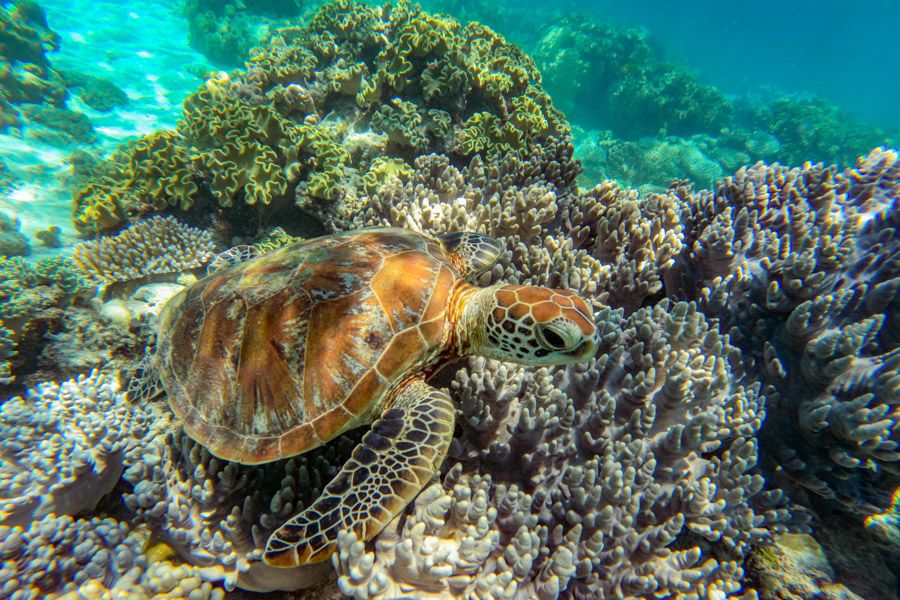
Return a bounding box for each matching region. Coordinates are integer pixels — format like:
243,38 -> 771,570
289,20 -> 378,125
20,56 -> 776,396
533,15 -> 729,138
252,226 -> 301,253
305,0 -> 567,153
0,0 -> 66,107
361,156 -> 414,195
744,96 -> 893,167
74,0 -> 567,234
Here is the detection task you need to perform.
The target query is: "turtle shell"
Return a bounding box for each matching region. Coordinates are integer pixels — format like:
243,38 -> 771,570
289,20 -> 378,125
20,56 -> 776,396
155,228 -> 460,464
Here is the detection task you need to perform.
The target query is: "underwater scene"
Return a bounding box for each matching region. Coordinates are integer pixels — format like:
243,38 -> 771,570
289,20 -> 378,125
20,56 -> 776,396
0,0 -> 898,597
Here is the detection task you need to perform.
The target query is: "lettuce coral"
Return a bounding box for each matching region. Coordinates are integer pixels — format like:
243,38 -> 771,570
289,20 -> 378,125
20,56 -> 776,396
73,0 -> 567,236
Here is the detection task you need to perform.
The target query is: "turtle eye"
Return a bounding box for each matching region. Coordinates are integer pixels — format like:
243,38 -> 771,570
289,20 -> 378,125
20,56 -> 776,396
537,323 -> 574,351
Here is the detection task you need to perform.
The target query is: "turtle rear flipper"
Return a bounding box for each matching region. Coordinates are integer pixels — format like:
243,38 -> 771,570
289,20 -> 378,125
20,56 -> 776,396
264,380 -> 455,567
125,353 -> 163,403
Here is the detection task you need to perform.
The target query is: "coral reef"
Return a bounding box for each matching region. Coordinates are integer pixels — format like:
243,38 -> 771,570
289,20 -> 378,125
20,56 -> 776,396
533,16 -> 730,139
73,0 -> 567,235
335,300 -> 787,598
72,215 -> 216,285
18,102 -> 95,145
664,148 -> 899,525
0,0 -> 66,110
0,210 -> 29,256
0,371 -> 158,527
0,255 -> 91,390
61,70 -> 128,112
0,373 -> 229,599
7,0 -> 896,595
741,95 -> 894,168
0,513 -> 227,600
184,0 -> 309,67
13,144 -> 900,596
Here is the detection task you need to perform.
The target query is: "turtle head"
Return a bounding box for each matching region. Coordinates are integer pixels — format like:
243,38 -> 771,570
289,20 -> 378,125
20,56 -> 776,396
458,284 -> 599,365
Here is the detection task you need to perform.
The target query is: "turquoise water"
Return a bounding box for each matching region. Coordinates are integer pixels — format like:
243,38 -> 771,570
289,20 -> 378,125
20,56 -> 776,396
1,0 -> 898,598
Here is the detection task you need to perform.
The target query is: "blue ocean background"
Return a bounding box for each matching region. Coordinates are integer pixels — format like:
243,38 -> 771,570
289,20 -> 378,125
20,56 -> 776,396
537,0 -> 900,126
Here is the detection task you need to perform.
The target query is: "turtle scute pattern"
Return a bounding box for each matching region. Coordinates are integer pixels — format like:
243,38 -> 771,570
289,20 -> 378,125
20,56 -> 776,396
155,229 -> 459,465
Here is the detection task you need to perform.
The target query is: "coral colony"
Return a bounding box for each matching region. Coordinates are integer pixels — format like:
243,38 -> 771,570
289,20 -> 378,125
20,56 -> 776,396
0,0 -> 897,598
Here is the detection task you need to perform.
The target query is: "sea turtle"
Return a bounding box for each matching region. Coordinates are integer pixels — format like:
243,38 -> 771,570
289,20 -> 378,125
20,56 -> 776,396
140,227 -> 599,567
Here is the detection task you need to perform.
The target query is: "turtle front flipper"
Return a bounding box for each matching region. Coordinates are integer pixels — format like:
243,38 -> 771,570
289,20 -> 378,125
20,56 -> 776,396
264,380 -> 455,567
437,231 -> 502,279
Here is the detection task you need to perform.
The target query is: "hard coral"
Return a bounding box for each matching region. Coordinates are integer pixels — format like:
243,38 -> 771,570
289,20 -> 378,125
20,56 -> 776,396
72,215 -> 215,285
73,0 -> 567,235
669,147 -> 900,521
335,299 -> 787,598
0,371 -> 160,528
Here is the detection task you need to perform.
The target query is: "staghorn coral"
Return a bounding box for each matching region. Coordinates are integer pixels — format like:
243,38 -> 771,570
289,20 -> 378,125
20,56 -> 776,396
72,215 -> 216,285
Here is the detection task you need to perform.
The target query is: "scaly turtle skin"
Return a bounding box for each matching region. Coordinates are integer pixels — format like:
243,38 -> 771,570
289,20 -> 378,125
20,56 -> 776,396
147,227 -> 599,567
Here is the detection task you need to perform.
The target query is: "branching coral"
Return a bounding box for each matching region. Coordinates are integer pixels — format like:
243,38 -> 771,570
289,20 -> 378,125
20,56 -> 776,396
668,147 -> 900,520
334,300 -> 788,598
72,215 -> 216,285
0,513 -> 228,599
0,372 -> 162,527
347,140 -> 679,313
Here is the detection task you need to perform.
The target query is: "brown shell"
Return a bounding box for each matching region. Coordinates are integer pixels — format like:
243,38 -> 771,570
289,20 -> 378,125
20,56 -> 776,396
156,228 -> 459,464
